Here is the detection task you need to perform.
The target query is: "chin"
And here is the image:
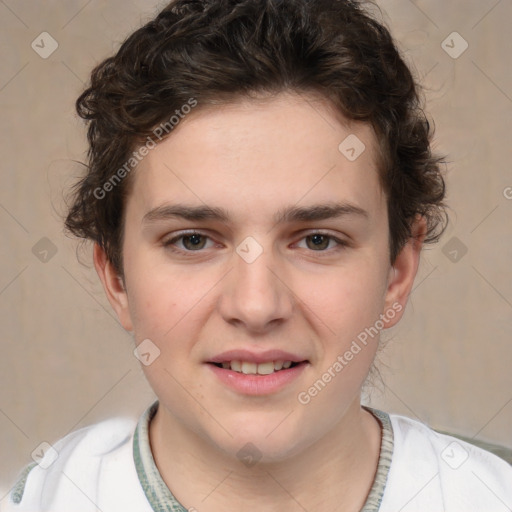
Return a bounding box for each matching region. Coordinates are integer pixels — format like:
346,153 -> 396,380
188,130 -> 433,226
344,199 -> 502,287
209,415 -> 314,465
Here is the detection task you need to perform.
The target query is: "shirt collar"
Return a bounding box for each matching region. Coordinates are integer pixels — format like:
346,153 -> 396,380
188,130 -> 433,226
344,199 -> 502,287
133,401 -> 394,511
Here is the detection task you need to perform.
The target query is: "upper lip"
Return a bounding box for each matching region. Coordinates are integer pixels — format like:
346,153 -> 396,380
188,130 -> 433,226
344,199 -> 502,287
208,349 -> 307,364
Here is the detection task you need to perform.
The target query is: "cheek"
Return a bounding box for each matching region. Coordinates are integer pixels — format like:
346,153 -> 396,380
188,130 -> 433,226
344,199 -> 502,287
125,255 -> 210,336
296,260 -> 388,336
295,267 -> 387,412
125,266 -> 210,410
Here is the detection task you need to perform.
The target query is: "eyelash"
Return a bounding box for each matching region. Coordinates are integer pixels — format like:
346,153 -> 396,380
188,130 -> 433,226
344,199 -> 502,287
161,230 -> 349,255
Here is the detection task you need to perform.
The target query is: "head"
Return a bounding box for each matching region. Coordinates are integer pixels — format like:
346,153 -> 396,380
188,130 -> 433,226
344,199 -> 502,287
65,0 -> 447,462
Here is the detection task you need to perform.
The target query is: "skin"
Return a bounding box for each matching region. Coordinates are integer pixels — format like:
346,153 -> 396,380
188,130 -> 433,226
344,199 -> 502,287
94,91 -> 425,511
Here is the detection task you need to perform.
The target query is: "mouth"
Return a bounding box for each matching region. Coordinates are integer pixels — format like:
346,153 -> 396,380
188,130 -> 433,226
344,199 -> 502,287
206,350 -> 309,395
207,359 -> 308,395
209,360 -> 306,375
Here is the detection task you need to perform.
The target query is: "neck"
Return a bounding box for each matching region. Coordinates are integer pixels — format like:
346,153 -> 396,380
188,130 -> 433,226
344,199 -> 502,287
149,397 -> 382,512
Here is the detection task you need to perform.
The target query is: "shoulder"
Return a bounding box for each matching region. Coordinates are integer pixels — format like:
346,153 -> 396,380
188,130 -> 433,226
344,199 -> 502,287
380,412 -> 512,511
6,416 -> 140,511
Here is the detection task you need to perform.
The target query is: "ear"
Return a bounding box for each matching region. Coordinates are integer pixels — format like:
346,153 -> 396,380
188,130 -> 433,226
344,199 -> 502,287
93,243 -> 134,331
382,215 -> 427,328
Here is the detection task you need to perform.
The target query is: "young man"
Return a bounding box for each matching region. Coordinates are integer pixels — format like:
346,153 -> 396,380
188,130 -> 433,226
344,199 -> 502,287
7,0 -> 512,510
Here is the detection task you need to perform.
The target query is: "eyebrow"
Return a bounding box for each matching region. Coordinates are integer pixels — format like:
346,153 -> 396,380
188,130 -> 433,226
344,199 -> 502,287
142,201 -> 369,225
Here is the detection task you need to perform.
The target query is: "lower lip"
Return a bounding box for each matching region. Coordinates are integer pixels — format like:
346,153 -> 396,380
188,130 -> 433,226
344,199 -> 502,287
207,362 -> 308,395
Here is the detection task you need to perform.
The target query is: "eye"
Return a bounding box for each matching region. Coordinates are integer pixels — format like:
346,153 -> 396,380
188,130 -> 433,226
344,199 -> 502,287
162,232 -> 214,252
162,230 -> 348,255
296,232 -> 347,252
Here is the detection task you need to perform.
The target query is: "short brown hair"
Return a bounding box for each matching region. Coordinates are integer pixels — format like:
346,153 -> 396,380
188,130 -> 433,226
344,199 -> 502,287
65,0 -> 447,278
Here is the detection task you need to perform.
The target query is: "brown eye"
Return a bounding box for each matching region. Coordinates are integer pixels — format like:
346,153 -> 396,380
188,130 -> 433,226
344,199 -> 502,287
181,234 -> 208,250
305,234 -> 331,251
163,232 -> 213,252
296,232 -> 348,254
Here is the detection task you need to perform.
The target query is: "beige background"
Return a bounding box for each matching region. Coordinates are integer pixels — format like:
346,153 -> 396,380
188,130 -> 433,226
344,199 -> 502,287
1,0 -> 511,495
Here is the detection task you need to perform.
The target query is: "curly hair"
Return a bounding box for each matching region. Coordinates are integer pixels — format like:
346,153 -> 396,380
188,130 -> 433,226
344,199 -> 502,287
65,0 -> 447,279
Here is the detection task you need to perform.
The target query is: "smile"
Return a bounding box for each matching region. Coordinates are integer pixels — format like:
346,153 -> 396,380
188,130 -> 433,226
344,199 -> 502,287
207,359 -> 309,395
212,360 -> 297,375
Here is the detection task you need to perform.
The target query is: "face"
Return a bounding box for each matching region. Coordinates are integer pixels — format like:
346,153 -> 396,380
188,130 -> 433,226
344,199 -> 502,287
96,92 -> 422,462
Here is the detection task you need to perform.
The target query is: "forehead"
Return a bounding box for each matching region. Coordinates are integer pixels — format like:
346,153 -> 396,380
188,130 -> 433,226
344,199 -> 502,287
127,92 -> 385,224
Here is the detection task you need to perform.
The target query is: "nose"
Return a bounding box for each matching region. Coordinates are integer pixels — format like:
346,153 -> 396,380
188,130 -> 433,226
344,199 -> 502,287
217,242 -> 294,334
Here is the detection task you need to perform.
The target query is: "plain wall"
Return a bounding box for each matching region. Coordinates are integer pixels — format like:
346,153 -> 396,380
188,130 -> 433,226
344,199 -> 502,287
1,0 -> 511,494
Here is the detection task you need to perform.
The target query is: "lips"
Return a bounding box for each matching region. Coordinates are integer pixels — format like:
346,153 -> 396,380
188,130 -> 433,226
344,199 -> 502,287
207,356 -> 309,395
209,349 -> 305,363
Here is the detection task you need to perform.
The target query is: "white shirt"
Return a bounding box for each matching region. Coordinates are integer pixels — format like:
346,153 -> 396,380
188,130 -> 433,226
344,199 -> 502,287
4,402 -> 512,511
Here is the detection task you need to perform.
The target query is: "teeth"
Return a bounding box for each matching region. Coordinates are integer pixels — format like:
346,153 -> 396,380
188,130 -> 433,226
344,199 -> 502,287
241,362 -> 257,375
256,361 -> 275,375
220,360 -> 295,374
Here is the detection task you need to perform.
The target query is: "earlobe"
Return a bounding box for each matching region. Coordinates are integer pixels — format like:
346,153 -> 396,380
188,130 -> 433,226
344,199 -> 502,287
93,243 -> 134,331
382,215 -> 427,328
